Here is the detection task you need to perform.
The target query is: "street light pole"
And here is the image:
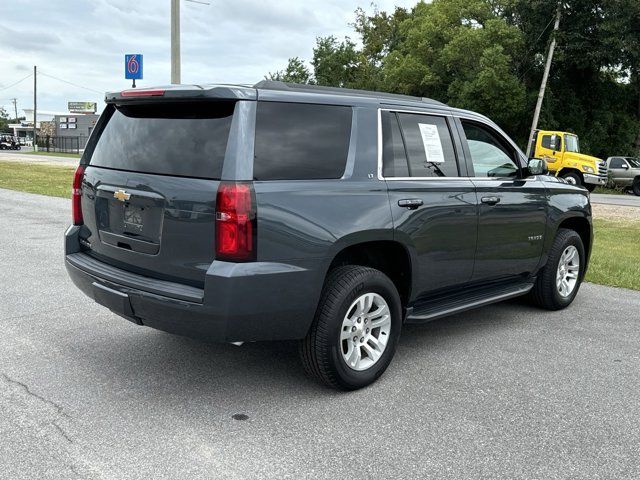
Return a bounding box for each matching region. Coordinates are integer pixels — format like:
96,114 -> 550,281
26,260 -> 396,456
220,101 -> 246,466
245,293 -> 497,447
171,0 -> 181,84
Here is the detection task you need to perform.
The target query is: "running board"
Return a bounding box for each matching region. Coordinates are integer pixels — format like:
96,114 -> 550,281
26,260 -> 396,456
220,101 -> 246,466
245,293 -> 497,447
405,282 -> 534,324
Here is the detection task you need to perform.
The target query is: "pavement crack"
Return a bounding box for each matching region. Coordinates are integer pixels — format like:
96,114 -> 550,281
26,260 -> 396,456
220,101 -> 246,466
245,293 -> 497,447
2,372 -> 75,445
1,372 -> 71,420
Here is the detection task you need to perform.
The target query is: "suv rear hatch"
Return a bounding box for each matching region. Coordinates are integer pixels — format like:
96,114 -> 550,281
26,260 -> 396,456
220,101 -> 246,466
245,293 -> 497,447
77,97 -> 238,288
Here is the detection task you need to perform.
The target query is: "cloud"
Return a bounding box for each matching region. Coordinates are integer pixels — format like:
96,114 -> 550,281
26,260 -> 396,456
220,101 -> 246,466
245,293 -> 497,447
0,25 -> 61,52
0,0 -> 418,114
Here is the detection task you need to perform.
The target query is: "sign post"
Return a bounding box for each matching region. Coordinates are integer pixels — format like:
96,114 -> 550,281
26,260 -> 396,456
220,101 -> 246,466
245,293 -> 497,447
125,54 -> 143,88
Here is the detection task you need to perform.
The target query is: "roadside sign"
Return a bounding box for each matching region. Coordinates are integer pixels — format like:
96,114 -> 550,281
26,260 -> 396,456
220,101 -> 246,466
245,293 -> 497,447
68,101 -> 97,114
125,54 -> 143,80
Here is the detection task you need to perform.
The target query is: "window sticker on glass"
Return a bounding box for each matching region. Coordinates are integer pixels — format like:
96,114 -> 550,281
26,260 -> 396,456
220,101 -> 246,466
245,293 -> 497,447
418,123 -> 445,164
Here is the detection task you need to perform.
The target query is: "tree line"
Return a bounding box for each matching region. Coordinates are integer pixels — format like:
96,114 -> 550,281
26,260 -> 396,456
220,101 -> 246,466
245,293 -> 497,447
268,0 -> 640,158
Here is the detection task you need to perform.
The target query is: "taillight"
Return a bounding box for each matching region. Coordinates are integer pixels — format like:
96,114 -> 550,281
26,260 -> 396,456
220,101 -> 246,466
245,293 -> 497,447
215,182 -> 256,262
72,165 -> 86,225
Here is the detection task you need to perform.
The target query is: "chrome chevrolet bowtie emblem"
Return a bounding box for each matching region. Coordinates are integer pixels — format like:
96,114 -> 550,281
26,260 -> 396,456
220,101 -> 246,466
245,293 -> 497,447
113,189 -> 131,202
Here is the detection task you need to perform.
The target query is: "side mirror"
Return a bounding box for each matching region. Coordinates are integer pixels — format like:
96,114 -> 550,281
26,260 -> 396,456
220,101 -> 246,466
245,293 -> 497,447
528,158 -> 548,176
622,164 -> 630,170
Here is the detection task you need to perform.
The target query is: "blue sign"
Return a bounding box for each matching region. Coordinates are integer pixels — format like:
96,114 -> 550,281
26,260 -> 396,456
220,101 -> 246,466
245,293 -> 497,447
125,54 -> 143,80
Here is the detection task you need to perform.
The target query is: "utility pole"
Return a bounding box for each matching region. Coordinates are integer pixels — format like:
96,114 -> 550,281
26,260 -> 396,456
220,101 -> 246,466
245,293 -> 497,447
11,98 -> 18,121
33,65 -> 37,151
171,0 -> 181,84
525,3 -> 562,158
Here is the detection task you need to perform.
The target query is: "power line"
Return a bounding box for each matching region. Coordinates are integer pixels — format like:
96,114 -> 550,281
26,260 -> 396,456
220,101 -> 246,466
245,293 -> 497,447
38,71 -> 103,94
0,73 -> 33,92
518,15 -> 558,81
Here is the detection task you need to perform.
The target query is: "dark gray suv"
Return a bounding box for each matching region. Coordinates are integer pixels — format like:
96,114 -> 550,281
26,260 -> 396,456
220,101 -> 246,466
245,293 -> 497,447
65,81 -> 592,390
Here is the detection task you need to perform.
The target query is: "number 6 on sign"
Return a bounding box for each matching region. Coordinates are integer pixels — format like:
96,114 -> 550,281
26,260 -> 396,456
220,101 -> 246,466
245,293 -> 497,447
125,54 -> 143,87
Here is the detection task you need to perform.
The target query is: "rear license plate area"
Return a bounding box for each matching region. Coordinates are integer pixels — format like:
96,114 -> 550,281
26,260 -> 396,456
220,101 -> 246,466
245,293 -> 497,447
123,204 -> 144,232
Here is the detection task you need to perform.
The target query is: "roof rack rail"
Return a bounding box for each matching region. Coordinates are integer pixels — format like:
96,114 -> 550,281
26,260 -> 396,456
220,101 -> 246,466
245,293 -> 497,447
253,80 -> 445,106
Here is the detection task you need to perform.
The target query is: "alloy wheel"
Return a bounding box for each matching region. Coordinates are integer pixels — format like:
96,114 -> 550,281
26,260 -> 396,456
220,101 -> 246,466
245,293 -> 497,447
339,293 -> 391,371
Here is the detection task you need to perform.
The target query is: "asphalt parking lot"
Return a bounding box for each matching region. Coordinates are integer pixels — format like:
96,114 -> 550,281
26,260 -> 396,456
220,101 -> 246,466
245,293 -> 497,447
1,187 -> 639,479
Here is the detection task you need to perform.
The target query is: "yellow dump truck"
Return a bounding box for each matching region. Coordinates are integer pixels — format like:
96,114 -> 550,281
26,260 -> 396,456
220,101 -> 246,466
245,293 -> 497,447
531,130 -> 607,191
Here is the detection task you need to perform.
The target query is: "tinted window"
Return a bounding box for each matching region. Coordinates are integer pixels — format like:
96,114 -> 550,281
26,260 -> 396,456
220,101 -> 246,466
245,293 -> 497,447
610,158 -> 626,169
462,122 -> 519,178
90,102 -> 234,179
381,112 -> 409,177
396,113 -> 459,177
254,102 -> 352,180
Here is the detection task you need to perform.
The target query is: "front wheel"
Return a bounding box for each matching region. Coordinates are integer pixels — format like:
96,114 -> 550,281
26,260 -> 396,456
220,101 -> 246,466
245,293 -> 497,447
299,265 -> 402,390
530,228 -> 585,310
561,171 -> 583,187
585,183 -> 597,192
633,179 -> 640,196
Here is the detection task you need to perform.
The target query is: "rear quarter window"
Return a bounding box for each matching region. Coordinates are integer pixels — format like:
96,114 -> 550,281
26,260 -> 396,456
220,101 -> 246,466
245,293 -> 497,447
89,102 -> 235,179
253,102 -> 352,180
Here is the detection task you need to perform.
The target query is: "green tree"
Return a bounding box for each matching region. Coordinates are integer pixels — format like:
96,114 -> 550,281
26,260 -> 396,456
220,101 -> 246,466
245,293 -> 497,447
266,0 -> 640,155
266,57 -> 313,84
0,107 -> 11,133
382,0 -> 527,136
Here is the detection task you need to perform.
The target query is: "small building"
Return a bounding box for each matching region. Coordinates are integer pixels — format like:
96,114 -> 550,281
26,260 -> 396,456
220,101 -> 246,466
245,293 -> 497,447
53,113 -> 99,150
8,109 -> 58,145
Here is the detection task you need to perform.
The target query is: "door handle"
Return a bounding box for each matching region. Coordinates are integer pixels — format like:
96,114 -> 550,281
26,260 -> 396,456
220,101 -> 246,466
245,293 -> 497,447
481,196 -> 501,205
398,198 -> 423,209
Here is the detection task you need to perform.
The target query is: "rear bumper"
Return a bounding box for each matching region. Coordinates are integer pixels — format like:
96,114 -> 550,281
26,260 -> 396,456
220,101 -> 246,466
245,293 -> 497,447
65,227 -> 325,342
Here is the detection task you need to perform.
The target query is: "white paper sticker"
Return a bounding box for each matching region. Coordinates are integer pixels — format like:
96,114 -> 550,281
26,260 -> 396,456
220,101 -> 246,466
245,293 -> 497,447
418,123 -> 445,164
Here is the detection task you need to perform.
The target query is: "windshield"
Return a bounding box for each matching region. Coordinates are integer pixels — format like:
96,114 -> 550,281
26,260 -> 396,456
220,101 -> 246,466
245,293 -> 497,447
626,158 -> 640,168
564,134 -> 580,153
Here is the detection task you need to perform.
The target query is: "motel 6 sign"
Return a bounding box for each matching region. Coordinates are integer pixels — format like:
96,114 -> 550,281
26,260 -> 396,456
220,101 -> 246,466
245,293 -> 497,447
125,54 -> 143,80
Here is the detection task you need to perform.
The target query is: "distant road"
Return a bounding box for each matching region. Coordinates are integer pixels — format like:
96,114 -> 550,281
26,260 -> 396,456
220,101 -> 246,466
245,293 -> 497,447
590,193 -> 640,208
0,151 -> 78,167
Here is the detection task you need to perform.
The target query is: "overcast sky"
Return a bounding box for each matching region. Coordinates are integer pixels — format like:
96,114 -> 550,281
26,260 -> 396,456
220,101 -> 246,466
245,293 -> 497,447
0,0 -> 417,116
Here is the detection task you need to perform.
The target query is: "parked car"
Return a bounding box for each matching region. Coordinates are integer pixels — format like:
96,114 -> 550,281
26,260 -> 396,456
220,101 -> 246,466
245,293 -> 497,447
605,156 -> 640,195
65,81 -> 593,390
0,134 -> 21,150
530,130 -> 606,191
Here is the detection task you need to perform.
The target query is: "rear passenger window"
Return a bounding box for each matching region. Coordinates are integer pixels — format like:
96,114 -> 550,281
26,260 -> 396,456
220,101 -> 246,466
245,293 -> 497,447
381,112 -> 409,177
254,102 -> 352,180
384,113 -> 458,178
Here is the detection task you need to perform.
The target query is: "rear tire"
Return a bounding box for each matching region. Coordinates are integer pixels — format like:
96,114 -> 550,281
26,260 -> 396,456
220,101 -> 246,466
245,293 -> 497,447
530,228 -> 585,310
633,179 -> 640,196
299,265 -> 402,390
561,171 -> 583,187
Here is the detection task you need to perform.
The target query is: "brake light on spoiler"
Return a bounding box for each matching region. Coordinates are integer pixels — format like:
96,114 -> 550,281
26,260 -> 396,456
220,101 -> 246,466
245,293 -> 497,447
120,88 -> 166,97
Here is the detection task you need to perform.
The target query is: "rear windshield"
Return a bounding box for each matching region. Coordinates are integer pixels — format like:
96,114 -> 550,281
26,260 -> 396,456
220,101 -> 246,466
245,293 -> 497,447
89,102 -> 234,179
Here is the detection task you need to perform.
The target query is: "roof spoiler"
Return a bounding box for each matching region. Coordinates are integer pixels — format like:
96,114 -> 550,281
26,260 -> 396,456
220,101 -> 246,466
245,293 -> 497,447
105,85 -> 257,103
